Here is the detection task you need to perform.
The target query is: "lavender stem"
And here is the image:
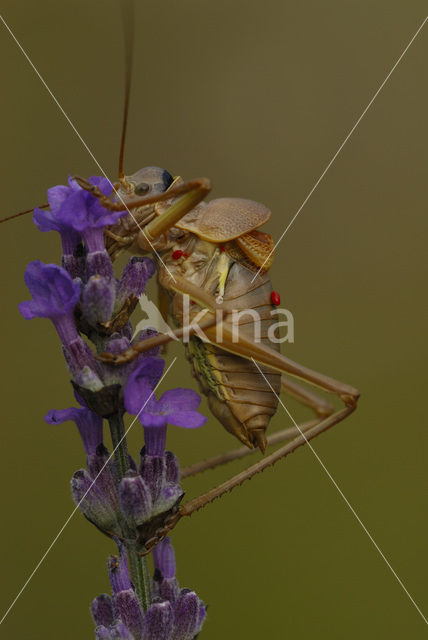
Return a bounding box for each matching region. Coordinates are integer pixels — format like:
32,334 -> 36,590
108,412 -> 129,479
127,543 -> 151,612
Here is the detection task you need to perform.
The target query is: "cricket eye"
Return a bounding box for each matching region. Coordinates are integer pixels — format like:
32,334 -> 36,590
134,182 -> 150,196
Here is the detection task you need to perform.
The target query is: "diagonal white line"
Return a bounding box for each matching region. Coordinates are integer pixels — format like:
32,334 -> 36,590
0,357 -> 177,626
0,12 -> 176,282
251,15 -> 428,282
251,358 -> 428,626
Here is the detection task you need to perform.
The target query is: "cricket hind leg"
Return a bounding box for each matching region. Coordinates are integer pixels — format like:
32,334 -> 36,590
143,404 -> 355,551
180,378 -> 334,478
281,376 -> 334,417
181,418 -> 319,478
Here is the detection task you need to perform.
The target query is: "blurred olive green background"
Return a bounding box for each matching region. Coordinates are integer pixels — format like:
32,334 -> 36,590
1,1 -> 427,638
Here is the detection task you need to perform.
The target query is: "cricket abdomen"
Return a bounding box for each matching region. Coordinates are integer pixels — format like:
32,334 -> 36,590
187,338 -> 281,450
186,261 -> 282,451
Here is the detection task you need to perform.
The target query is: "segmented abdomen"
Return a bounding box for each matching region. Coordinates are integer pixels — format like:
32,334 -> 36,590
186,261 -> 281,450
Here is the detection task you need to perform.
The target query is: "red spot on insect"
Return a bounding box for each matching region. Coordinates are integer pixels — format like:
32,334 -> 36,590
271,291 -> 280,306
172,249 -> 183,260
190,300 -> 196,305
183,252 -> 190,258
219,245 -> 226,252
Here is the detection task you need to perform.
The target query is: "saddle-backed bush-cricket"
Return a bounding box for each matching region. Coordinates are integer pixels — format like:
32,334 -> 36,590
1,1 -> 359,555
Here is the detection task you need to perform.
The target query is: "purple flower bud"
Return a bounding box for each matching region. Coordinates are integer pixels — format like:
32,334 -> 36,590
109,621 -> 134,640
152,571 -> 180,605
132,328 -> 161,358
101,335 -> 133,387
91,594 -> 114,627
95,625 -> 113,640
72,363 -> 104,392
45,406 -> 103,456
82,275 -> 115,326
139,455 -> 166,504
139,454 -> 183,516
87,444 -> 121,513
71,469 -> 120,533
116,257 -> 155,307
86,250 -> 114,279
113,589 -> 144,640
153,538 -> 176,580
165,451 -> 180,485
160,484 -> 183,513
172,590 -> 206,640
143,601 -> 174,640
108,545 -> 132,595
105,335 -> 131,356
119,473 -> 153,527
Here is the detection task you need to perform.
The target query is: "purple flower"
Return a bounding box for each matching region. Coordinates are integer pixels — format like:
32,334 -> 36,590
19,260 -> 80,344
19,261 -> 80,323
59,176 -> 124,254
33,184 -> 81,256
45,406 -> 103,456
19,261 -> 99,379
124,359 -> 207,456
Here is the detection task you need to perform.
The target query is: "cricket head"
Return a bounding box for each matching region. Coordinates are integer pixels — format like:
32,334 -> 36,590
118,166 -> 175,197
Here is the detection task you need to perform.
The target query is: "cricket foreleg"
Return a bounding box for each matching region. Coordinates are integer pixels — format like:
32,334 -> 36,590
141,179 -> 211,242
181,419 -> 319,478
73,175 -> 211,213
98,314 -> 218,365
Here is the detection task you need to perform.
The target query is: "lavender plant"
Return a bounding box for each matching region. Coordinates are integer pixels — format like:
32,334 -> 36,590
19,176 -> 207,640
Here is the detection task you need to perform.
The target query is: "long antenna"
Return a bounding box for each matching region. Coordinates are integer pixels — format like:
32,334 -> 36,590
0,203 -> 49,224
118,0 -> 134,184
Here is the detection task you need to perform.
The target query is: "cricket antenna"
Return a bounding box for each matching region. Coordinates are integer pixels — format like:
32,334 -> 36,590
0,203 -> 49,225
118,0 -> 134,188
